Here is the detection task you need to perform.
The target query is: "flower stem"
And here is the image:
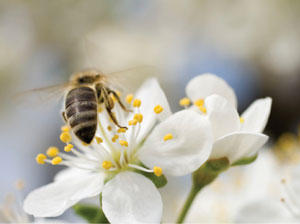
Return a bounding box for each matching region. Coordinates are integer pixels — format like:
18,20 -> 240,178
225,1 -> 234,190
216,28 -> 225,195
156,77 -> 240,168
176,184 -> 202,223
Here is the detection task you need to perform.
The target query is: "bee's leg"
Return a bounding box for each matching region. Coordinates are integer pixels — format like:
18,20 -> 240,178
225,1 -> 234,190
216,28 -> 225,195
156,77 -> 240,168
107,88 -> 132,112
97,84 -> 127,129
62,111 -> 67,123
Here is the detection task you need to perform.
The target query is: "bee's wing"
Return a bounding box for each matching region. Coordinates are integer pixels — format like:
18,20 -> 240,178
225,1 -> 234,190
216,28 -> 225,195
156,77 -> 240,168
105,65 -> 160,94
14,82 -> 71,108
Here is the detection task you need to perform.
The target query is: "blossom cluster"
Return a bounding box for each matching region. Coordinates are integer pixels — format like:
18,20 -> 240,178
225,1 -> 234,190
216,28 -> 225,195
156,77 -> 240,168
23,73 -> 272,223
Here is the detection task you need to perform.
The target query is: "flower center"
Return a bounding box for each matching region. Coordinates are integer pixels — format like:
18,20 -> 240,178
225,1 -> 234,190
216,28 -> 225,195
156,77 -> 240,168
35,93 -> 168,177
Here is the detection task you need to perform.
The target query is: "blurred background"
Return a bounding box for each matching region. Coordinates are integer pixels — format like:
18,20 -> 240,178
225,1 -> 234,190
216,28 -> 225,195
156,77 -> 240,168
1,0 -> 300,222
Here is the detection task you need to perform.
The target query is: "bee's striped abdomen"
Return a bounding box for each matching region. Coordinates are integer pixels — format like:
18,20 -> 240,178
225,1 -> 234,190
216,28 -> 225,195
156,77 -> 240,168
65,87 -> 97,144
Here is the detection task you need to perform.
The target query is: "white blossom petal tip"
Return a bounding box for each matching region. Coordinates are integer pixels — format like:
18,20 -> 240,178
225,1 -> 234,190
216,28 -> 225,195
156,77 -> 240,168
139,110 -> 213,176
185,73 -> 237,107
23,173 -> 105,217
102,172 -> 163,224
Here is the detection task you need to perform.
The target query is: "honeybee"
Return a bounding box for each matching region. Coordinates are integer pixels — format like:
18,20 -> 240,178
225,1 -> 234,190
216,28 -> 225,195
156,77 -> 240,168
18,66 -> 158,144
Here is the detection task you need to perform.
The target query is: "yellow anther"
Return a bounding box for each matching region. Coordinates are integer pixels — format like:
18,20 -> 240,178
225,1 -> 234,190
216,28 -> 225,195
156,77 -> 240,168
82,142 -> 90,146
119,140 -> 129,147
107,125 -> 113,131
102,160 -> 112,170
60,131 -> 72,143
240,117 -> 245,123
95,137 -> 103,144
15,180 -> 25,190
98,107 -> 103,113
128,119 -> 138,126
111,95 -> 117,102
64,144 -> 73,152
134,113 -> 143,123
51,157 -> 62,165
36,153 -> 46,165
116,91 -> 121,97
112,135 -> 119,142
154,105 -> 163,114
133,99 -> 142,107
61,125 -> 70,132
194,98 -> 204,107
179,97 -> 191,107
198,105 -> 207,114
46,146 -> 59,157
163,133 -> 173,141
153,166 -> 163,177
117,128 -> 127,133
126,94 -> 134,104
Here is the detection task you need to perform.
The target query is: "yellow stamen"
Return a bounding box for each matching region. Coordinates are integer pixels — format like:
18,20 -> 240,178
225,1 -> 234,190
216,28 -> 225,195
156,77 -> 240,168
15,180 -> 25,190
194,98 -> 204,107
133,99 -> 142,107
112,135 -> 119,142
134,113 -> 143,123
154,105 -> 163,114
46,146 -> 59,157
98,107 -> 103,113
64,144 -> 73,152
51,157 -> 62,165
240,117 -> 245,123
153,166 -> 163,177
126,94 -> 134,104
95,137 -> 103,144
116,91 -> 121,97
60,131 -> 72,143
128,119 -> 138,126
179,97 -> 191,107
111,94 -> 117,103
107,125 -> 113,131
82,142 -> 90,146
117,128 -> 127,133
102,160 -> 112,170
36,153 -> 46,165
163,133 -> 173,141
119,140 -> 129,147
198,105 -> 207,114
61,125 -> 70,132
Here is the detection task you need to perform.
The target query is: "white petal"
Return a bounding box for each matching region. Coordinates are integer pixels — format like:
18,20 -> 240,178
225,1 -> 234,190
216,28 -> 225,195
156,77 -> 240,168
210,132 -> 268,163
205,94 -> 240,141
24,172 -> 105,217
139,110 -> 213,176
134,78 -> 172,143
241,97 -> 272,133
186,73 -> 237,107
54,168 -> 87,182
102,171 -> 163,224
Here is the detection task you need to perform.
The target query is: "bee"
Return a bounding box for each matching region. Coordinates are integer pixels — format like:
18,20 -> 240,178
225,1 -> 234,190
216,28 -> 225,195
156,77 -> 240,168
18,66 -> 157,144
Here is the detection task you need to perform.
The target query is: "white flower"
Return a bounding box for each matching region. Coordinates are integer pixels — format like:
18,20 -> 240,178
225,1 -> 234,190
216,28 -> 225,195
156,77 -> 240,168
24,78 -> 213,223
184,73 -> 271,164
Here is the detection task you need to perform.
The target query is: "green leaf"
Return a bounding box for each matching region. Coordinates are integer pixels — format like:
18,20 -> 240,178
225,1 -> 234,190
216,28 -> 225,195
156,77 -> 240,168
232,154 -> 258,166
73,203 -> 108,223
136,170 -> 168,188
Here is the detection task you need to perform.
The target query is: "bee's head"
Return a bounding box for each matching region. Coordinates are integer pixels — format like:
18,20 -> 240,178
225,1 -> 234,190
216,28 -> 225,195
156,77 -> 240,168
71,70 -> 102,85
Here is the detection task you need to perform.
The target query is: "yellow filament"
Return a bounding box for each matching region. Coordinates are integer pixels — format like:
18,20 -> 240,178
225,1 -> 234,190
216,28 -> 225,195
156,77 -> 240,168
107,125 -> 113,131
119,140 -> 129,147
46,146 -> 59,157
112,135 -> 119,142
36,153 -> 46,165
64,144 -> 73,152
194,98 -> 204,107
61,125 -> 70,132
126,94 -> 134,104
240,117 -> 245,123
51,157 -> 62,165
153,166 -> 163,177
133,99 -> 142,107
179,97 -> 191,107
60,132 -> 72,143
163,133 -> 173,141
95,137 -> 103,144
102,161 -> 112,170
154,105 -> 163,114
134,113 -> 143,123
117,128 -> 126,133
198,105 -> 207,114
